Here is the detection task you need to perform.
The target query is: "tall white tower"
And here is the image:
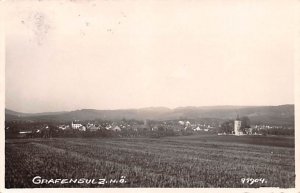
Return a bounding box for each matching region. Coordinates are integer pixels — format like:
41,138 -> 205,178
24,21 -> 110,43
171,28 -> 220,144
234,115 -> 242,136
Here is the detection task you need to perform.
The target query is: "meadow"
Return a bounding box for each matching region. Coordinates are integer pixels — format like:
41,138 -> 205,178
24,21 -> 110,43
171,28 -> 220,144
5,135 -> 295,188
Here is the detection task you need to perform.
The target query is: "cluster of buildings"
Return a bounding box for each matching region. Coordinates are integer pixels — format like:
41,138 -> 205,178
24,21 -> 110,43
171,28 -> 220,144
178,120 -> 212,132
31,117 -> 291,136
58,121 -> 122,132
54,119 -> 216,133
252,125 -> 291,130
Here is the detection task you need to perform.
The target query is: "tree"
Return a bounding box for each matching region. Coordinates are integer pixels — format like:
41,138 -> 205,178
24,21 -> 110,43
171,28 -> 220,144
219,120 -> 234,134
240,116 -> 251,133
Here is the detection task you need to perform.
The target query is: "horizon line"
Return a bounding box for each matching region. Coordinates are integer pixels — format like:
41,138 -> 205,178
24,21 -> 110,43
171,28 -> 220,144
5,104 -> 294,114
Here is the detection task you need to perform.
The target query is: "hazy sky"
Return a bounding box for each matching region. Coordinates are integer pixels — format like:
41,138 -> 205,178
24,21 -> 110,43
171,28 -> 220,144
5,0 -> 295,113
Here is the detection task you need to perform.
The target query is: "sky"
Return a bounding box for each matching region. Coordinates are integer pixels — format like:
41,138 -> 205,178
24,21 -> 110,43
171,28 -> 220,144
5,0 -> 296,113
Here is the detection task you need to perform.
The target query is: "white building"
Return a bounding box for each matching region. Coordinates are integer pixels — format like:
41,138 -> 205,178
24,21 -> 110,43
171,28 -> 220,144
59,125 -> 69,130
106,125 -> 112,130
234,115 -> 243,136
185,121 -> 191,126
112,126 -> 121,131
194,126 -> 201,131
78,126 -> 86,131
178,121 -> 185,125
71,121 -> 82,129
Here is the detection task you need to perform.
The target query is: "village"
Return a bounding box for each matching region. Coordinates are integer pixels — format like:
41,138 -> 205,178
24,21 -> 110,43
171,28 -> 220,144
5,115 -> 294,138
59,119 -> 216,132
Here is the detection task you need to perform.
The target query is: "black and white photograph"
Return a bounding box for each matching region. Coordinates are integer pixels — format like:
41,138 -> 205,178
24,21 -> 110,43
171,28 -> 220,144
2,0 -> 298,191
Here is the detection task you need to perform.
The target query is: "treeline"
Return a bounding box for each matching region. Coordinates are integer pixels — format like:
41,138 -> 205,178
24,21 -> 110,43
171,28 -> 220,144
259,128 -> 294,136
5,124 -> 196,139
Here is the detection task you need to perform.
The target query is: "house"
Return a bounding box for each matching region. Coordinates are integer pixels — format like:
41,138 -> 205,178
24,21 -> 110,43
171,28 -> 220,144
18,130 -> 33,138
89,125 -> 100,132
185,121 -> 191,127
193,126 -> 201,131
86,123 -> 93,129
71,121 -> 82,129
78,126 -> 86,131
151,125 -> 159,131
19,131 -> 32,134
178,121 -> 185,125
245,127 -> 253,135
112,126 -> 121,132
106,125 -> 112,130
59,125 -> 69,130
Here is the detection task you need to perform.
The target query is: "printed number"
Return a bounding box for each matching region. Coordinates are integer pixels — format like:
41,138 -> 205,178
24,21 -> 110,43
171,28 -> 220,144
241,178 -> 267,185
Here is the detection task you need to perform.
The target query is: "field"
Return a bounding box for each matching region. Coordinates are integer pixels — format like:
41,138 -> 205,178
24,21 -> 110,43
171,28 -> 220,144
5,135 -> 295,188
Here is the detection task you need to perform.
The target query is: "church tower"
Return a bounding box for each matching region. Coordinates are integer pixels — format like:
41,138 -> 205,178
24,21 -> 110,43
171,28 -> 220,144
234,114 -> 242,136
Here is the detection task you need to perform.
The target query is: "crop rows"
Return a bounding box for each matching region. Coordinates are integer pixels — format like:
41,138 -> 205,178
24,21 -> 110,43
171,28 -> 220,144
5,136 -> 295,188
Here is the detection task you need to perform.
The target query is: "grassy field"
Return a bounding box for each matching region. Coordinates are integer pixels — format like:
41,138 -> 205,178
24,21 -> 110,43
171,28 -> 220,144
5,135 -> 295,188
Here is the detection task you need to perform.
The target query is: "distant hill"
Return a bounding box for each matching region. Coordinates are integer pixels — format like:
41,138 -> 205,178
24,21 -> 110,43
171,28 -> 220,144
5,105 -> 294,125
5,109 -> 67,117
5,109 -> 30,117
